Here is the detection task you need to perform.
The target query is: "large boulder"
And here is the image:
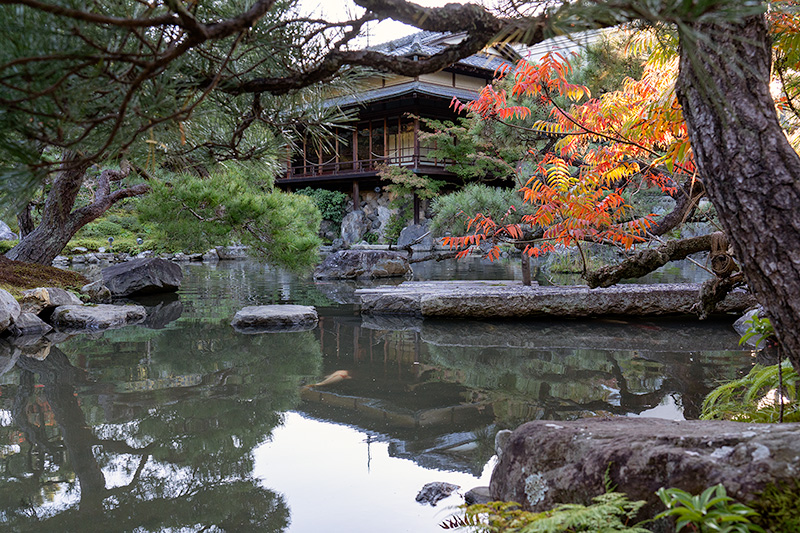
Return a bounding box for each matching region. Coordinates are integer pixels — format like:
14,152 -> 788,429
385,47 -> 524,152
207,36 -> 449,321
102,257 -> 183,297
340,210 -> 368,245
397,223 -> 434,252
21,287 -> 82,315
51,304 -> 147,331
313,250 -> 411,280
491,418 -> 800,517
231,305 -> 318,333
0,221 -> 17,241
0,289 -> 21,332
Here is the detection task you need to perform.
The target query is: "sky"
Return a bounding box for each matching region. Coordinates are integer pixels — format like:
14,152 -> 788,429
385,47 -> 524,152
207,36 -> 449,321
301,0 -> 466,47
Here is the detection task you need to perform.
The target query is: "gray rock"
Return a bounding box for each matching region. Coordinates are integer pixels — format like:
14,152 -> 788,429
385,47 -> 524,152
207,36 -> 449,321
313,250 -> 411,280
415,482 -> 460,506
102,257 -> 183,297
173,252 -> 189,261
81,280 -> 113,304
8,312 -> 52,337
358,281 -> 754,318
0,289 -> 21,332
397,223 -> 434,252
202,248 -> 220,262
85,253 -> 99,264
231,305 -> 318,333
215,245 -> 249,260
72,246 -> 88,253
21,287 -> 82,315
319,220 -> 339,242
733,306 -> 764,346
51,304 -> 147,331
464,486 -> 492,505
341,210 -> 368,245
53,255 -> 69,264
72,255 -> 86,264
0,220 -> 17,241
491,418 -> 800,517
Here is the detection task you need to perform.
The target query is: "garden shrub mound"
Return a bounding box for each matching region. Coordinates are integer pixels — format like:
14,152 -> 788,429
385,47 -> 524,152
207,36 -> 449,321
0,256 -> 89,299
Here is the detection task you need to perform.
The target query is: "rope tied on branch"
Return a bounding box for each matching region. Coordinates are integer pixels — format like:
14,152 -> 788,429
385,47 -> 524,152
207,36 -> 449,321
709,232 -> 739,278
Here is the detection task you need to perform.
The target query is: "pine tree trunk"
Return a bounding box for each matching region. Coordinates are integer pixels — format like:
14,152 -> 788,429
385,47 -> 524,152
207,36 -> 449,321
675,15 -> 800,372
5,154 -> 91,265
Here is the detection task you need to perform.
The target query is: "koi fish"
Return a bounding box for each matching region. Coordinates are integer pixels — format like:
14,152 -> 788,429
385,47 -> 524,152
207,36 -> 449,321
308,370 -> 351,388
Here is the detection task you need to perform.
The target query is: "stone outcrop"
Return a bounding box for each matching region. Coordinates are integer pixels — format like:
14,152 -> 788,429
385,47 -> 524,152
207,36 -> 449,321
50,304 -> 147,331
491,418 -> 800,516
340,210 -> 368,245
102,257 -> 183,297
314,250 -> 411,280
231,305 -> 318,333
358,281 -> 754,318
21,287 -> 82,315
0,289 -> 21,332
397,223 -> 434,252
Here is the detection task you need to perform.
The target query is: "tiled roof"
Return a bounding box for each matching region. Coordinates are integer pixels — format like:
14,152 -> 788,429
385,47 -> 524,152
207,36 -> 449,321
368,30 -> 514,73
327,80 -> 480,108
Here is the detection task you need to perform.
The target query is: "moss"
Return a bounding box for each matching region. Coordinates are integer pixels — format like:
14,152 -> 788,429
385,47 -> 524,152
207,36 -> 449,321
0,256 -> 89,299
750,479 -> 800,532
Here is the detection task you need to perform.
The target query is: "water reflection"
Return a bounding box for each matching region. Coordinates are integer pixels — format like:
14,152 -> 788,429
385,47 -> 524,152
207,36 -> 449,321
0,259 -> 750,532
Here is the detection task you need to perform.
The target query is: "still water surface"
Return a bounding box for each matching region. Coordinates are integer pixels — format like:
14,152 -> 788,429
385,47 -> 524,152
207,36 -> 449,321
0,258 -> 753,532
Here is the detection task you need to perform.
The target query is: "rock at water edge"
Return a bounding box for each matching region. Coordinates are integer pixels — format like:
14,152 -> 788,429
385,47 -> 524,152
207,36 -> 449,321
491,418 -> 800,517
21,287 -> 82,315
8,312 -> 52,337
51,304 -> 147,331
231,305 -> 318,333
0,289 -> 21,332
313,250 -> 410,280
102,257 -> 183,297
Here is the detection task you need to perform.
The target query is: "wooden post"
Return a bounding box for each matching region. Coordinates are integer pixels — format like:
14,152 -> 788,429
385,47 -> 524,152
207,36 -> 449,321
413,116 -> 420,168
413,192 -> 420,225
353,180 -> 360,211
384,117 -> 388,160
353,128 -> 358,170
521,253 -> 531,286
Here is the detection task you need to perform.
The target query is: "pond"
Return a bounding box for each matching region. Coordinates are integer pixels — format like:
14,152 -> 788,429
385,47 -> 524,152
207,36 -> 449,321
0,257 -> 753,532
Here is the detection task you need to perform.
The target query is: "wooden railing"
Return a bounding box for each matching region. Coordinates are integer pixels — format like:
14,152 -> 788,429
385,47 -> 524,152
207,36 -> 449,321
286,153 -> 452,179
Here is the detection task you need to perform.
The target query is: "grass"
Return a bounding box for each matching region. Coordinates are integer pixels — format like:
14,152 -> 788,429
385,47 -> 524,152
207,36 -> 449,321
0,256 -> 89,299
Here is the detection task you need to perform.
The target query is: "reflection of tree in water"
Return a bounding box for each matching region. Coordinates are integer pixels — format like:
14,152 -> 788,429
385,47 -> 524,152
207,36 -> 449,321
425,342 -> 746,426
0,324 -> 322,532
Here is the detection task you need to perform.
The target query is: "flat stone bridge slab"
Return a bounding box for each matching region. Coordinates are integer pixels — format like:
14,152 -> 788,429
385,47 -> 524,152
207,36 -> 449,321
356,281 -> 754,318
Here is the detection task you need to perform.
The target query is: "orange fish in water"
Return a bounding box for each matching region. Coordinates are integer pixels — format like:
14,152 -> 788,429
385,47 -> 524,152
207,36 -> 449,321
308,370 -> 351,388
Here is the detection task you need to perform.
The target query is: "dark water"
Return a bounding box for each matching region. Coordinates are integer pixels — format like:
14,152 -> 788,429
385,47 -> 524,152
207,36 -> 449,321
0,258 -> 753,532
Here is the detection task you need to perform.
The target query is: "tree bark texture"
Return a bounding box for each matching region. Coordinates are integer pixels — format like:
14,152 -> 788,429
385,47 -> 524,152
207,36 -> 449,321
676,15 -> 800,371
5,155 -> 148,265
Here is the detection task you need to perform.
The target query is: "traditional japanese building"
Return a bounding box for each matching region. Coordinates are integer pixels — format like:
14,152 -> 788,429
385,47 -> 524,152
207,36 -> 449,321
276,31 -> 520,215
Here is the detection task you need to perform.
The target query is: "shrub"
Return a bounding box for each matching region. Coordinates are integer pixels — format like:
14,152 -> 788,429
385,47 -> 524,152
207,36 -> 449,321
295,187 -> 348,225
